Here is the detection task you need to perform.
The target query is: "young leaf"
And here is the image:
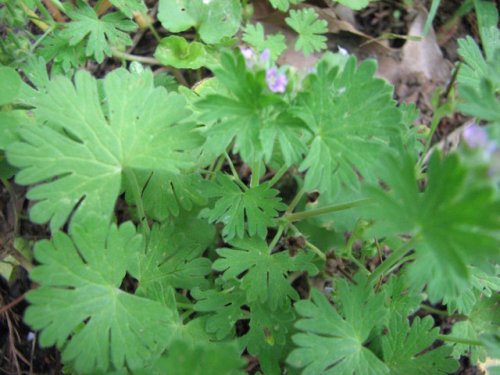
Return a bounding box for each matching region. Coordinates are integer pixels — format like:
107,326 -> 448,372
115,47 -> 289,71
242,23 -> 287,60
61,1 -> 136,63
212,237 -> 304,310
285,9 -> 328,55
155,36 -> 209,69
7,68 -> 198,231
287,279 -> 389,374
295,58 -> 401,192
197,50 -> 306,166
39,33 -> 86,73
268,0 -> 303,11
200,174 -> 286,239
365,151 -> 500,302
158,0 -> 241,44
24,218 -> 176,373
382,316 -> 458,374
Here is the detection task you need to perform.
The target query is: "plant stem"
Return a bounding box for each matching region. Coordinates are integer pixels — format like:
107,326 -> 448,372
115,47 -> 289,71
267,165 -> 289,187
349,255 -> 371,276
111,49 -> 159,65
368,239 -> 414,284
437,335 -> 483,347
305,240 -> 326,261
268,224 -> 285,253
285,188 -> 305,216
123,168 -> 150,240
250,161 -> 261,188
224,152 -> 247,191
176,302 -> 195,310
284,198 -> 372,222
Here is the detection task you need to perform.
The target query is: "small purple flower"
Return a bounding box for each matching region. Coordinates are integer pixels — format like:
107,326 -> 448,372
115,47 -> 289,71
260,48 -> 271,63
463,124 -> 488,148
240,47 -> 254,60
266,67 -> 288,93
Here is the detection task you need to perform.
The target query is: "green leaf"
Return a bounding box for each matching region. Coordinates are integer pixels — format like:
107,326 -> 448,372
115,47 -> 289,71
136,214 -> 214,295
335,0 -> 372,10
155,36 -> 209,69
126,171 -> 207,221
451,294 -> 500,363
245,302 -> 295,374
242,23 -> 287,60
39,33 -> 86,73
197,50 -> 307,166
0,111 -> 33,150
24,218 -> 176,373
109,0 -> 147,18
382,316 -> 458,374
0,66 -> 22,105
158,0 -> 241,44
200,174 -> 286,239
287,279 -> 389,374
193,281 -> 247,339
7,68 -> 198,231
268,0 -> 303,11
296,58 -> 400,192
213,237 -> 306,310
61,1 -> 136,63
285,9 -> 328,55
135,340 -> 246,375
365,151 -> 500,302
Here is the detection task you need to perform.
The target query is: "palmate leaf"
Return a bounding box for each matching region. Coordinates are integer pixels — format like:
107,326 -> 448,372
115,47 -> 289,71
24,218 -> 177,374
242,23 -> 287,60
295,57 -> 401,193
382,316 -> 458,374
285,9 -> 328,55
7,68 -> 199,231
61,1 -> 136,63
365,151 -> 500,302
200,173 -> 286,239
451,294 -> 500,363
212,237 -> 315,310
196,50 -> 308,166
287,278 -> 389,375
192,281 -> 247,340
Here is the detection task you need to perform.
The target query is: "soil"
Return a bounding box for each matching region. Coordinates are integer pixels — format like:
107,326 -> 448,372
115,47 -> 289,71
0,0 -> 489,373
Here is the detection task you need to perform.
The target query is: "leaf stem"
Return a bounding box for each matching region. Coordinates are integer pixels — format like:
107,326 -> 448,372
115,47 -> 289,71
305,239 -> 326,261
437,335 -> 483,347
268,224 -> 285,253
284,198 -> 372,222
111,48 -> 160,65
224,152 -> 247,191
123,168 -> 150,240
285,188 -> 305,216
250,161 -> 261,188
368,239 -> 414,284
349,255 -> 371,276
267,165 -> 289,187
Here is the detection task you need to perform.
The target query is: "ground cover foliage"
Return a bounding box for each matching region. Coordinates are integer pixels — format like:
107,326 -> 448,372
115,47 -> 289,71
0,0 -> 499,374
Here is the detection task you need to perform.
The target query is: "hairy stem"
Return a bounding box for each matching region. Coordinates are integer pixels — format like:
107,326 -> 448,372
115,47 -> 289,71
268,224 -> 285,254
284,198 -> 372,222
224,152 -> 247,191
